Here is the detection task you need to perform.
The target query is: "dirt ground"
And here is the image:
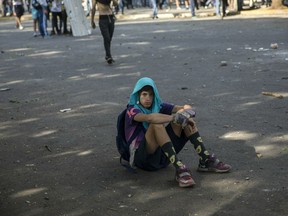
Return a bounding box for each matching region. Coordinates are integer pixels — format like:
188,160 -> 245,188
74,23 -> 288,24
0,11 -> 288,216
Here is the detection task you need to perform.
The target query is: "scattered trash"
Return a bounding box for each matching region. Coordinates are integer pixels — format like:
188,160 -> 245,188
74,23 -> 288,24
256,153 -> 263,158
180,87 -> 188,90
45,145 -> 52,152
0,88 -> 10,92
60,108 -> 72,112
270,43 -> 278,49
281,77 -> 288,80
227,48 -> 232,51
220,61 -> 227,66
9,99 -> 20,103
245,177 -> 250,180
262,92 -> 284,99
128,194 -> 132,198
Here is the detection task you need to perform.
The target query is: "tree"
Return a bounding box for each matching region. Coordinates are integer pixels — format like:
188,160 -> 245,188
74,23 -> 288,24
272,0 -> 285,8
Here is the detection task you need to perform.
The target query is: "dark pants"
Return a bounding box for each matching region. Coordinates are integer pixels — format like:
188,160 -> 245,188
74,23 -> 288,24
99,15 -> 115,58
52,11 -> 62,33
134,124 -> 189,171
222,0 -> 228,16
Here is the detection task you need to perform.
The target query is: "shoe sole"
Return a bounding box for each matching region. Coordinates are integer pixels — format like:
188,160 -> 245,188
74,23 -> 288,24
197,167 -> 231,173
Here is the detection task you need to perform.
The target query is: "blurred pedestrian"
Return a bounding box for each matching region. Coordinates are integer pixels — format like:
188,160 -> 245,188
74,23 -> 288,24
33,0 -> 49,37
12,0 -> 25,30
31,2 -> 39,36
150,0 -> 158,19
50,0 -> 62,35
96,0 -> 118,64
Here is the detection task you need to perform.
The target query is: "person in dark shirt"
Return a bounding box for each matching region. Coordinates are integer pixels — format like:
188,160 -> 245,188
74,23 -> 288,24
124,77 -> 231,188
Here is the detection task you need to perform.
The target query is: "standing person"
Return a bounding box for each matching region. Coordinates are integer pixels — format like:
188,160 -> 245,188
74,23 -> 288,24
50,0 -> 62,35
123,77 -> 231,188
150,0 -> 158,19
33,0 -> 49,37
31,2 -> 39,36
12,0 -> 25,30
189,0 -> 196,19
221,0 -> 228,18
61,1 -> 70,34
96,0 -> 118,64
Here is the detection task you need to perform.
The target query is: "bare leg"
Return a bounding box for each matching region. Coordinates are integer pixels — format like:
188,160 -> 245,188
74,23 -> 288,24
91,0 -> 96,29
145,124 -> 171,154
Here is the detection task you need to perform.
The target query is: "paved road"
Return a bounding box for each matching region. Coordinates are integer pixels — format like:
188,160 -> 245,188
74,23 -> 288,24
0,13 -> 288,216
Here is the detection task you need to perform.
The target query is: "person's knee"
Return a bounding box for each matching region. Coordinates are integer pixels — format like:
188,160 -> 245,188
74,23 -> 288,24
150,123 -> 166,132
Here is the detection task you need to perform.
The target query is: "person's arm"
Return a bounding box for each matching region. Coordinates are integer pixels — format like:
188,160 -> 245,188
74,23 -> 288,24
134,113 -> 173,124
172,104 -> 194,113
172,105 -> 184,113
90,0 -> 96,28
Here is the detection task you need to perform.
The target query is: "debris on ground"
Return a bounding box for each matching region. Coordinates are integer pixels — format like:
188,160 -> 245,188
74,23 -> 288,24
270,43 -> 278,49
262,92 -> 284,99
60,108 -> 72,112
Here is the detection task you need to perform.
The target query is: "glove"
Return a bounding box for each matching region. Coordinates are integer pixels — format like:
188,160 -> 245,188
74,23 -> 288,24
173,111 -> 190,128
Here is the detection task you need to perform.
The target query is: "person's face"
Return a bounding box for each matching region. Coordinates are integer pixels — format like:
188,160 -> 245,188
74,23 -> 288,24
139,88 -> 154,109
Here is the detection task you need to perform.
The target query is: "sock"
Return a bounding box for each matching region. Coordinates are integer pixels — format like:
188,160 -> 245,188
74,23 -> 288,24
189,132 -> 209,163
161,142 -> 184,170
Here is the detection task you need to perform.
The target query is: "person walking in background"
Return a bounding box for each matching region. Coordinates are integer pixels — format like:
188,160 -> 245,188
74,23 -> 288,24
189,0 -> 196,19
150,0 -> 158,19
96,0 -> 118,64
12,0 -> 25,30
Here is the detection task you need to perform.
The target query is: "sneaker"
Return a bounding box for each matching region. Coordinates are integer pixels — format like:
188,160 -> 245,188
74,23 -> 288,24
19,25 -> 24,30
176,166 -> 196,188
106,57 -> 115,64
33,32 -> 37,37
197,154 -> 231,173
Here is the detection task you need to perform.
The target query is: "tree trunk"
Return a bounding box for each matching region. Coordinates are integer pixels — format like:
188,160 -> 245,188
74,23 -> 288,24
272,0 -> 284,8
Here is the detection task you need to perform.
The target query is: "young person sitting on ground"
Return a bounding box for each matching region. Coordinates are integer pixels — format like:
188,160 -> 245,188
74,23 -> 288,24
124,77 -> 231,188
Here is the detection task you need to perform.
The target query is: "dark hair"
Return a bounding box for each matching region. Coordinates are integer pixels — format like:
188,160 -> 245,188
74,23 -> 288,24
139,85 -> 153,93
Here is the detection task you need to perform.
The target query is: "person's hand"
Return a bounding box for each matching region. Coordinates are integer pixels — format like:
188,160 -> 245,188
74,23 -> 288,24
91,20 -> 96,29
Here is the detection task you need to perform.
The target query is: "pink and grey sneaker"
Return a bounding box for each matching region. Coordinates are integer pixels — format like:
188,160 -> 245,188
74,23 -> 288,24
197,154 -> 231,173
176,165 -> 196,188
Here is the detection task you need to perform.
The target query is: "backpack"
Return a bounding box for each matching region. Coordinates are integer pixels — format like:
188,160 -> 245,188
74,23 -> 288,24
32,0 -> 42,10
116,108 -> 142,171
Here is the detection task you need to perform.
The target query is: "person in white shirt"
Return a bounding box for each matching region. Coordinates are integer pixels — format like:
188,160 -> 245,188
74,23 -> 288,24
13,0 -> 25,30
50,0 -> 62,35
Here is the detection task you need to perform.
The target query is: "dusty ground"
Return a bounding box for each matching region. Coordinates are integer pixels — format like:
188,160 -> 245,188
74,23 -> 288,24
0,10 -> 288,216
